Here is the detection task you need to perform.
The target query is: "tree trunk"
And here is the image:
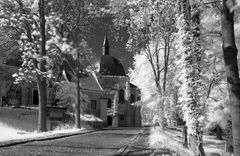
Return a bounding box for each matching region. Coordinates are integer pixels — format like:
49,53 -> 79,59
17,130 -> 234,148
163,41 -> 170,92
222,0 -> 240,155
178,0 -> 205,155
75,52 -> 81,128
38,0 -> 47,132
183,125 -> 188,147
37,76 -> 47,132
189,135 -> 198,153
216,125 -> 223,140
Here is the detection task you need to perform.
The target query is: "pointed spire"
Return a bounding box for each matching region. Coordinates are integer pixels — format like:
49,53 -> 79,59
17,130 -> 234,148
102,35 -> 109,55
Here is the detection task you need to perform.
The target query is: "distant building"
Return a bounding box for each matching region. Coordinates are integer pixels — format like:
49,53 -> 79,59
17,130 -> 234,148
0,36 -> 141,128
80,36 -> 141,127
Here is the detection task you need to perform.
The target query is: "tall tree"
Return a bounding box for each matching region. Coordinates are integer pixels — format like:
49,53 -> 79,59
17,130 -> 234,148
50,0 -> 100,128
0,0 -> 67,132
176,0 -> 205,155
37,0 -> 47,132
111,0 -> 176,94
111,0 -> 177,128
221,0 -> 240,155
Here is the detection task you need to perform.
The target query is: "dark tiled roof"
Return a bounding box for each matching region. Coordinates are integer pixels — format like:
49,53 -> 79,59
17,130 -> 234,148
100,55 -> 126,76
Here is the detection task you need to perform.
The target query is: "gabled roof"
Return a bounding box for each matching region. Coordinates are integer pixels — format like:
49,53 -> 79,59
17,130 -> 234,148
80,74 -> 103,91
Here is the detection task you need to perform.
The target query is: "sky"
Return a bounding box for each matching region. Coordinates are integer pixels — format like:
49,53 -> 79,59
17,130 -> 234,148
87,17 -> 134,74
1,16 -> 134,74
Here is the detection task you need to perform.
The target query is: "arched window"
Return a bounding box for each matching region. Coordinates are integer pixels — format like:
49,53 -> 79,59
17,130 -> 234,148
7,84 -> 22,106
119,89 -> 124,103
130,94 -> 135,103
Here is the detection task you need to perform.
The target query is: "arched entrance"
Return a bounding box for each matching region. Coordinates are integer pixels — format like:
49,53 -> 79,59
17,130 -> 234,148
107,116 -> 112,126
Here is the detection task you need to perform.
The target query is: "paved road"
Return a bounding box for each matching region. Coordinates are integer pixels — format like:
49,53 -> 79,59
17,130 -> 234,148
0,128 -> 144,156
117,128 -> 175,156
117,128 -> 153,156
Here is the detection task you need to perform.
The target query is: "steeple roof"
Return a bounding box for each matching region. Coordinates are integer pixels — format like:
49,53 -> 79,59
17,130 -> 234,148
102,35 -> 109,55
99,36 -> 125,76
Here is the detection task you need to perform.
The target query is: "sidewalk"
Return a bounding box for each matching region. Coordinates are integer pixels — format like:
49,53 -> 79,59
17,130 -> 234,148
0,128 -> 96,148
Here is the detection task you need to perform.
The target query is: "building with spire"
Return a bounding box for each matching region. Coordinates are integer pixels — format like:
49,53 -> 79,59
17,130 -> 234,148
80,36 -> 141,127
0,36 -> 141,129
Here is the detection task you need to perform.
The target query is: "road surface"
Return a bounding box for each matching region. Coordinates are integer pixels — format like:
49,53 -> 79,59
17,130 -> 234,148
116,127 -> 154,156
0,128 -> 145,156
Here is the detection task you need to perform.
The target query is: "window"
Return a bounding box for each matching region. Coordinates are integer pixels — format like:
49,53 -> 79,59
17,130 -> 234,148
120,115 -> 125,121
119,89 -> 124,103
130,94 -> 135,103
91,100 -> 97,110
33,89 -> 38,105
6,84 -> 22,105
107,99 -> 112,108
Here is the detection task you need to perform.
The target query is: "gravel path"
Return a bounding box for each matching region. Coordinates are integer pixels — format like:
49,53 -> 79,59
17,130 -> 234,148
0,128 -> 142,156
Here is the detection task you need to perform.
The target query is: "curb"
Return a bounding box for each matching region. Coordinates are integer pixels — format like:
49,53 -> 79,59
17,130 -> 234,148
0,129 -> 97,148
113,128 -> 145,156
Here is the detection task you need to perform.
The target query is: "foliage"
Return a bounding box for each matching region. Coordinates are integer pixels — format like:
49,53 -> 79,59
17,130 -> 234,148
0,0 -> 100,83
129,48 -> 159,101
112,0 -> 178,127
111,0 -> 176,53
0,0 -> 65,83
55,81 -> 88,113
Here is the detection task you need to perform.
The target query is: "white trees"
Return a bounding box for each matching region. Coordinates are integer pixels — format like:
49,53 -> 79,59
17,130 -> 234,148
111,0 -> 178,127
49,0 -> 103,128
0,0 -> 65,131
175,0 -> 205,154
129,52 -> 157,101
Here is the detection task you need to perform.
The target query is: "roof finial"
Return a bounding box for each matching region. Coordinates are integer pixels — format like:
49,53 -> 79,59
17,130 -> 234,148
103,35 -> 109,55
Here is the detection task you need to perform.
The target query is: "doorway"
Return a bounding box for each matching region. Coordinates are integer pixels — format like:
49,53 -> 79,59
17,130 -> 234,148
107,116 -> 112,126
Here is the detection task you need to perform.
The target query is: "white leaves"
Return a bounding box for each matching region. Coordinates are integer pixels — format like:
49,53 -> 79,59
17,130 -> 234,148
31,0 -> 39,12
201,10 -> 220,33
32,30 -> 40,37
12,73 -> 18,78
175,7 -> 205,135
205,80 -> 231,130
0,0 -> 69,83
129,51 -> 158,101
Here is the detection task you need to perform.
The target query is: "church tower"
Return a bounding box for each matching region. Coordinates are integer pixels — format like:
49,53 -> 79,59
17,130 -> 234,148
99,35 -> 125,76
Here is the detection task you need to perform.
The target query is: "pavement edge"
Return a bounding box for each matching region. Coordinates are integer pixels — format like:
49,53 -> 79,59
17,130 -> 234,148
0,129 -> 97,148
